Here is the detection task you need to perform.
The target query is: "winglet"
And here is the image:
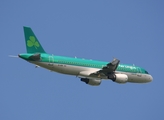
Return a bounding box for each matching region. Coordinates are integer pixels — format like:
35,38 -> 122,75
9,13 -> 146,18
107,58 -> 120,70
110,58 -> 120,66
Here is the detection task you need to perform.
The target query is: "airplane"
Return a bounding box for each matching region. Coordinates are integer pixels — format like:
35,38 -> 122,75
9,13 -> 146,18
17,26 -> 153,86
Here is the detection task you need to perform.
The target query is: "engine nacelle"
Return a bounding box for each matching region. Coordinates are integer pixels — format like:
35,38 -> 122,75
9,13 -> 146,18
113,74 -> 128,84
81,78 -> 101,86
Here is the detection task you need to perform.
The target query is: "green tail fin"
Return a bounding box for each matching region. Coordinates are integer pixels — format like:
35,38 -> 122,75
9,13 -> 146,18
23,26 -> 46,53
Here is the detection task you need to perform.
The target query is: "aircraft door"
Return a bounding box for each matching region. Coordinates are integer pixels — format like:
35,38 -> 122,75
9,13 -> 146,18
48,55 -> 54,66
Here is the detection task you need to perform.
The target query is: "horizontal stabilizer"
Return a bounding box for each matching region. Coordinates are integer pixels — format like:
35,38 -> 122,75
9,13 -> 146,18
29,53 -> 41,61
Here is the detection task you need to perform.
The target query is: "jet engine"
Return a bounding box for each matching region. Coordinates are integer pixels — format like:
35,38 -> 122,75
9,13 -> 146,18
81,78 -> 101,86
109,74 -> 128,84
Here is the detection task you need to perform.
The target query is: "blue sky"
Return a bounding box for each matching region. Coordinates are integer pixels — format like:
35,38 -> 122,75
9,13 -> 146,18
1,0 -> 164,119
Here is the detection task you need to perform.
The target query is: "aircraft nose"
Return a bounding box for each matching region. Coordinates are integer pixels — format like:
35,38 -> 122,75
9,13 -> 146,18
149,75 -> 153,82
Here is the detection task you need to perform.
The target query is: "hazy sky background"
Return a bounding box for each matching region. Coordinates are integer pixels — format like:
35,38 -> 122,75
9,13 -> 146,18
1,0 -> 164,120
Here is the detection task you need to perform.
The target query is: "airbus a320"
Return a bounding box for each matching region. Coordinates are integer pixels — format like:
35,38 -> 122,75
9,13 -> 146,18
17,27 -> 153,86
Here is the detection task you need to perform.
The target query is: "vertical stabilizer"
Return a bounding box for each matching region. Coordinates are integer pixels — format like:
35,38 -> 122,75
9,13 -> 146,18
23,26 -> 46,53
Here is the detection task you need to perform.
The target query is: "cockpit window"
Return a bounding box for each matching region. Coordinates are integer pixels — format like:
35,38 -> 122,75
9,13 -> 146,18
145,70 -> 149,74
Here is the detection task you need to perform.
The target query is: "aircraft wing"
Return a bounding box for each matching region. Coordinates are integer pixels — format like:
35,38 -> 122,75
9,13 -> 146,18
91,58 -> 120,77
78,58 -> 120,85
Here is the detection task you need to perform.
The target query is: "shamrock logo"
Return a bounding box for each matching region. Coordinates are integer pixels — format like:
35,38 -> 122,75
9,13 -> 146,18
27,36 -> 40,49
